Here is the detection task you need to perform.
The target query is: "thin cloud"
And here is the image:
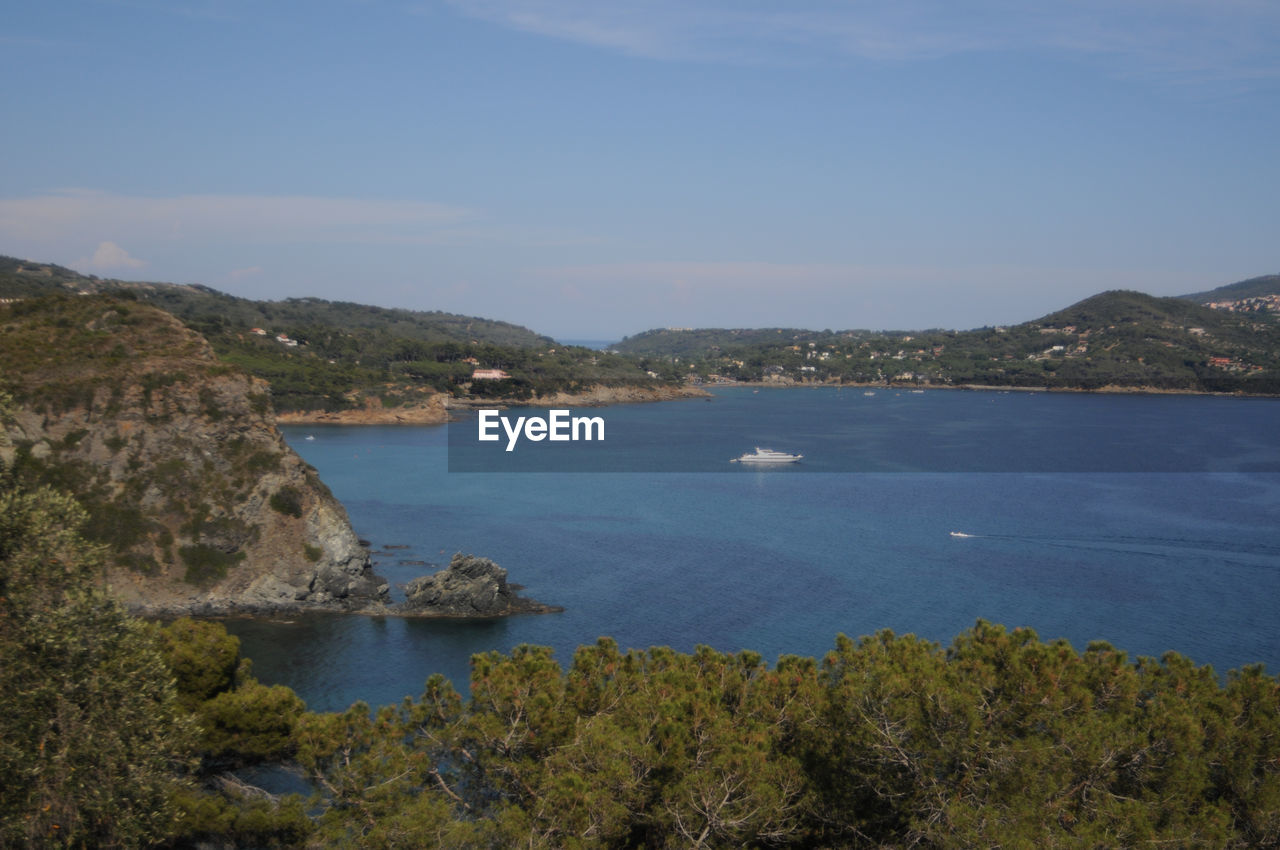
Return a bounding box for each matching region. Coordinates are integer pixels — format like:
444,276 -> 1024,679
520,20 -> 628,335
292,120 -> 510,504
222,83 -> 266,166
79,241 -> 147,271
441,0 -> 1280,81
438,1 -> 702,60
0,190 -> 479,248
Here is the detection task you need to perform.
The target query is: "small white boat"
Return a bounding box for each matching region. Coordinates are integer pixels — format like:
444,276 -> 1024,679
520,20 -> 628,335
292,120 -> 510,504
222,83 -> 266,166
305,435 -> 316,441
731,447 -> 803,464
863,391 -> 876,397
949,531 -> 973,538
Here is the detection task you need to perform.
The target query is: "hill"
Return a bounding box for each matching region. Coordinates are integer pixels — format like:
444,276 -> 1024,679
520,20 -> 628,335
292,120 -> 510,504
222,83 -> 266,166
613,326 -> 869,358
0,257 -> 679,413
1180,273 -> 1280,304
8,257 -> 1276,397
0,293 -> 388,614
0,256 -> 552,347
614,289 -> 1280,394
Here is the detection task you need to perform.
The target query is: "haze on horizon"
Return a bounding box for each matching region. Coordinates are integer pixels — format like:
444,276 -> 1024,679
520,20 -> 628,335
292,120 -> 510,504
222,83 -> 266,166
2,1 -> 1277,340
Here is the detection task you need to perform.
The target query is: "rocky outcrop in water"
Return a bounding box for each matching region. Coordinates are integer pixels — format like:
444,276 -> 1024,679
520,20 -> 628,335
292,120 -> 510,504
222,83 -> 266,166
0,294 -> 389,615
401,553 -> 561,617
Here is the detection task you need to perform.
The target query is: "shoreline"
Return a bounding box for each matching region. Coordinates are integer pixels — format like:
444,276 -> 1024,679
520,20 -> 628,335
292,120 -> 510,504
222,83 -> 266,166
272,381 -> 1275,429
697,379 -> 1275,399
131,600 -> 565,620
274,384 -> 710,425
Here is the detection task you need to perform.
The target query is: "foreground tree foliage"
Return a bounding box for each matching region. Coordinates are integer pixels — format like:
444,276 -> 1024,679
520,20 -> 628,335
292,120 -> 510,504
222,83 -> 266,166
0,457 -> 194,847
4,524 -> 1280,850
289,630 -> 1280,849
1,396 -> 308,848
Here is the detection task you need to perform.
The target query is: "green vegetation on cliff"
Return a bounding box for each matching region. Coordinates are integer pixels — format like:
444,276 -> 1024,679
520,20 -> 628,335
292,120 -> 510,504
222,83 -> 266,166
0,295 -> 257,578
0,295 -> 385,611
208,330 -> 664,410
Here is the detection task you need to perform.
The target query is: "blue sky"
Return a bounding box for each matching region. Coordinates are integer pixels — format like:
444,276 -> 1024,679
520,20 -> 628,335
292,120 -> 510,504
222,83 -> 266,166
2,0 -> 1277,339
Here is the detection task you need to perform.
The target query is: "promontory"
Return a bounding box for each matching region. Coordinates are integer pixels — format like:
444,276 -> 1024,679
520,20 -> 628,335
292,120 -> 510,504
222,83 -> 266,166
0,294 -> 389,615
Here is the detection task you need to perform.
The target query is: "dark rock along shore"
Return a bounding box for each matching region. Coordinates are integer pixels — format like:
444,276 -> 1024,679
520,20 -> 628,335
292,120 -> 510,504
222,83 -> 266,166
401,553 -> 561,617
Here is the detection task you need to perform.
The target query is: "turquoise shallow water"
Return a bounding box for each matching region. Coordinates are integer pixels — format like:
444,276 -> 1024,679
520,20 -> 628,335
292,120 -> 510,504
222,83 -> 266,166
227,388 -> 1280,713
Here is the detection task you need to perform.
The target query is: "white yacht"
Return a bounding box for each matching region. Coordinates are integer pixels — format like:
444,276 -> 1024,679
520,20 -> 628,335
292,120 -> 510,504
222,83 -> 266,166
731,447 -> 803,464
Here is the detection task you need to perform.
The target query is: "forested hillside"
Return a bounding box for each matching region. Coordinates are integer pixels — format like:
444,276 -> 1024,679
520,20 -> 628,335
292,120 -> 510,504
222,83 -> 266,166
6,257 -> 1279,401
0,256 -> 551,346
0,257 -> 674,411
617,288 -> 1280,393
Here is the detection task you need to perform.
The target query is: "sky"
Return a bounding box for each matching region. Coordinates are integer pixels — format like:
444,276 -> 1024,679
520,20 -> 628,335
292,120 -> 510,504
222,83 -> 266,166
2,1 -> 1277,340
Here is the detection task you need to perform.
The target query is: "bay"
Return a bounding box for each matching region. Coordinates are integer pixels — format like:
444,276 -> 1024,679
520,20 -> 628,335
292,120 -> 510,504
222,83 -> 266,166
226,387 -> 1280,713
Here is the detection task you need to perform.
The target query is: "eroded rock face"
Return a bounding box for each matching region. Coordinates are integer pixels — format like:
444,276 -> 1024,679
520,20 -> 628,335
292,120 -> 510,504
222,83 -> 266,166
0,296 -> 389,615
402,554 -> 560,617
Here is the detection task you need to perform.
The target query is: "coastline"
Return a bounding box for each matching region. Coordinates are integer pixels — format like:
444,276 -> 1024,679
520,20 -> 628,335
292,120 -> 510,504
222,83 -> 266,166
276,393 -> 450,426
128,599 -> 565,620
701,379 -> 1273,398
271,381 -> 1271,429
274,383 -> 710,425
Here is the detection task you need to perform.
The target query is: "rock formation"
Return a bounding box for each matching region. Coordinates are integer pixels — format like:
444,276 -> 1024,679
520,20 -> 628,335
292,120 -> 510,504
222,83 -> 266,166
401,553 -> 561,617
0,294 -> 389,615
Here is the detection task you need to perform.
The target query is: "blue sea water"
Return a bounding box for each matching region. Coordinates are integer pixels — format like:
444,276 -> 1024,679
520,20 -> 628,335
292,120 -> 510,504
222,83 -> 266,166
226,388 -> 1280,713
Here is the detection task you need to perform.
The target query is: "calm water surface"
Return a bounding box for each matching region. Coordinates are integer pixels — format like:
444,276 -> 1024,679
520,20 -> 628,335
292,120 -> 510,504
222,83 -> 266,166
227,388 -> 1280,712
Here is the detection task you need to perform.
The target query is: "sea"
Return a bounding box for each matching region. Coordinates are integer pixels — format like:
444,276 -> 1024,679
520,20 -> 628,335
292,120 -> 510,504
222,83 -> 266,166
226,387 -> 1280,713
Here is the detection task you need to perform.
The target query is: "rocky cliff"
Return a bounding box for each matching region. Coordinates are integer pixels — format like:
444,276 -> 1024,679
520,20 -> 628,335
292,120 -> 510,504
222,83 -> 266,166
0,294 -> 388,615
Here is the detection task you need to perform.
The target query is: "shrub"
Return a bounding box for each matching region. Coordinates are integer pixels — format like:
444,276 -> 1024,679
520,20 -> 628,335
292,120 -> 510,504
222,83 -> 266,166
159,618 -> 242,710
269,486 -> 303,518
198,681 -> 306,763
179,544 -> 244,586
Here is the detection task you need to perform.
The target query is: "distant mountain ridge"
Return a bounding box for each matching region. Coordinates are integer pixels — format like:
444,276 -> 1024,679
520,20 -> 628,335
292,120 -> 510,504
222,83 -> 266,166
1180,273 -> 1280,304
0,256 -> 553,347
1041,289 -> 1232,328
5,257 -> 1278,395
614,284 -> 1280,394
0,256 -> 676,412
